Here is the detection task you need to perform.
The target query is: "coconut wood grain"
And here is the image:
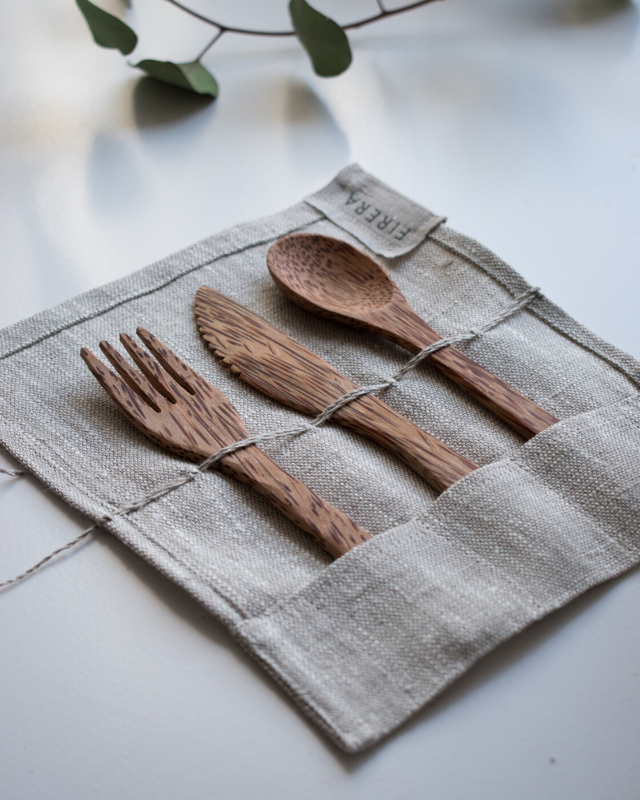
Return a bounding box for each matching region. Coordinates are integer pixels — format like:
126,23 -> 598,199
267,233 -> 559,440
195,287 -> 478,493
80,329 -> 370,558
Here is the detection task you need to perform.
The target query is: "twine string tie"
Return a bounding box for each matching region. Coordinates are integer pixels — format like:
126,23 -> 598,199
0,287 -> 540,591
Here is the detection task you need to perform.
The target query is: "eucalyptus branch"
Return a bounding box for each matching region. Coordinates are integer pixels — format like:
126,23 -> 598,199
195,28 -> 225,61
162,0 -> 443,37
345,0 -> 442,31
76,0 -> 445,98
162,0 -> 292,34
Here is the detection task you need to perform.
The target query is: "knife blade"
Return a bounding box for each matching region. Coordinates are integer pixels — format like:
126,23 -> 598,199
194,287 -> 477,492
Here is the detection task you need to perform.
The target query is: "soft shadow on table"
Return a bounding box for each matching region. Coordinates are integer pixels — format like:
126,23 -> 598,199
281,80 -> 350,185
548,0 -> 636,25
95,526 -> 639,771
86,77 -> 217,213
87,133 -> 144,216
133,76 -> 216,130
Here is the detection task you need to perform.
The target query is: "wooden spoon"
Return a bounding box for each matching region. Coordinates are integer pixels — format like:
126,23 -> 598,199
267,233 -> 558,439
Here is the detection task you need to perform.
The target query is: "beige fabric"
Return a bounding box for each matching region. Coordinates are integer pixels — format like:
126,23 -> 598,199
305,163 -> 446,257
1,165 -> 638,752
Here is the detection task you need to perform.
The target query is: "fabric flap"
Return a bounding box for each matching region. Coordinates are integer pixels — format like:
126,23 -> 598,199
239,395 -> 640,752
305,164 -> 445,257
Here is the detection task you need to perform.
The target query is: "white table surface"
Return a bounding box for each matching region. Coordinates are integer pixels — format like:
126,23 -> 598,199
1,1 -> 639,797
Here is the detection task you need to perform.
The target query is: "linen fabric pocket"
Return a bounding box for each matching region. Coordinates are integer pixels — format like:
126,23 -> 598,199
1,165 -> 638,752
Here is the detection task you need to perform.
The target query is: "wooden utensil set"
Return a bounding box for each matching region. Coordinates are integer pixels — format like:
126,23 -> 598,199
82,235 -> 558,558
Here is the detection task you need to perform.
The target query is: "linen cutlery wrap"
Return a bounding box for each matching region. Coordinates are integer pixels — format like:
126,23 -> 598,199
2,164 -> 639,753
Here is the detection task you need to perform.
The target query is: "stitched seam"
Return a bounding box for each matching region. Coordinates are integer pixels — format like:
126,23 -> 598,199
0,217 -> 324,363
120,515 -> 250,619
419,481 -> 547,614
232,622 -> 369,752
511,449 -> 640,559
430,229 -> 640,391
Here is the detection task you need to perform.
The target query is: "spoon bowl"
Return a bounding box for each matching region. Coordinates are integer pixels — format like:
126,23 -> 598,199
268,233 -> 559,439
268,233 -> 396,320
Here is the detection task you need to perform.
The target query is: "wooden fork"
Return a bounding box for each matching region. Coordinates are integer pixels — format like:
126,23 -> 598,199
80,328 -> 371,558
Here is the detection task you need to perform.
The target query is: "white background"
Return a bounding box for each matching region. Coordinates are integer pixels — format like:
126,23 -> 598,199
1,1 -> 639,797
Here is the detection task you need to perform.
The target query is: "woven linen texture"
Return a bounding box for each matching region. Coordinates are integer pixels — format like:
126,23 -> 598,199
1,167 -> 639,752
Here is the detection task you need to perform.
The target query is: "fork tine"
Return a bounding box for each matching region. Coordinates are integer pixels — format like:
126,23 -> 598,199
132,329 -> 248,443
99,340 -> 163,412
80,348 -> 157,428
119,333 -> 178,403
136,328 -> 206,395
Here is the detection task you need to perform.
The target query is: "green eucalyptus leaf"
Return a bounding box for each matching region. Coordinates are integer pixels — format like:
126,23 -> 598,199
289,0 -> 352,77
134,60 -> 218,97
76,0 -> 137,55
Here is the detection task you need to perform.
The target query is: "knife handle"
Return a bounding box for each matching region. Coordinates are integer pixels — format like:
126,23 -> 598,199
333,394 -> 478,493
217,443 -> 371,558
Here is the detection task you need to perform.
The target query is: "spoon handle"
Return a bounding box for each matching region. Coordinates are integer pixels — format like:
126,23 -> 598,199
428,344 -> 558,439
382,310 -> 559,439
332,393 -> 478,493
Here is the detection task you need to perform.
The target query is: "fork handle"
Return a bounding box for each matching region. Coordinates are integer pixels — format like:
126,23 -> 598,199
215,444 -> 371,558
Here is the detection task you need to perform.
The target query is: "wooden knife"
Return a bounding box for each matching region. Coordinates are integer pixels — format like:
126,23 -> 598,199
194,287 -> 478,493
